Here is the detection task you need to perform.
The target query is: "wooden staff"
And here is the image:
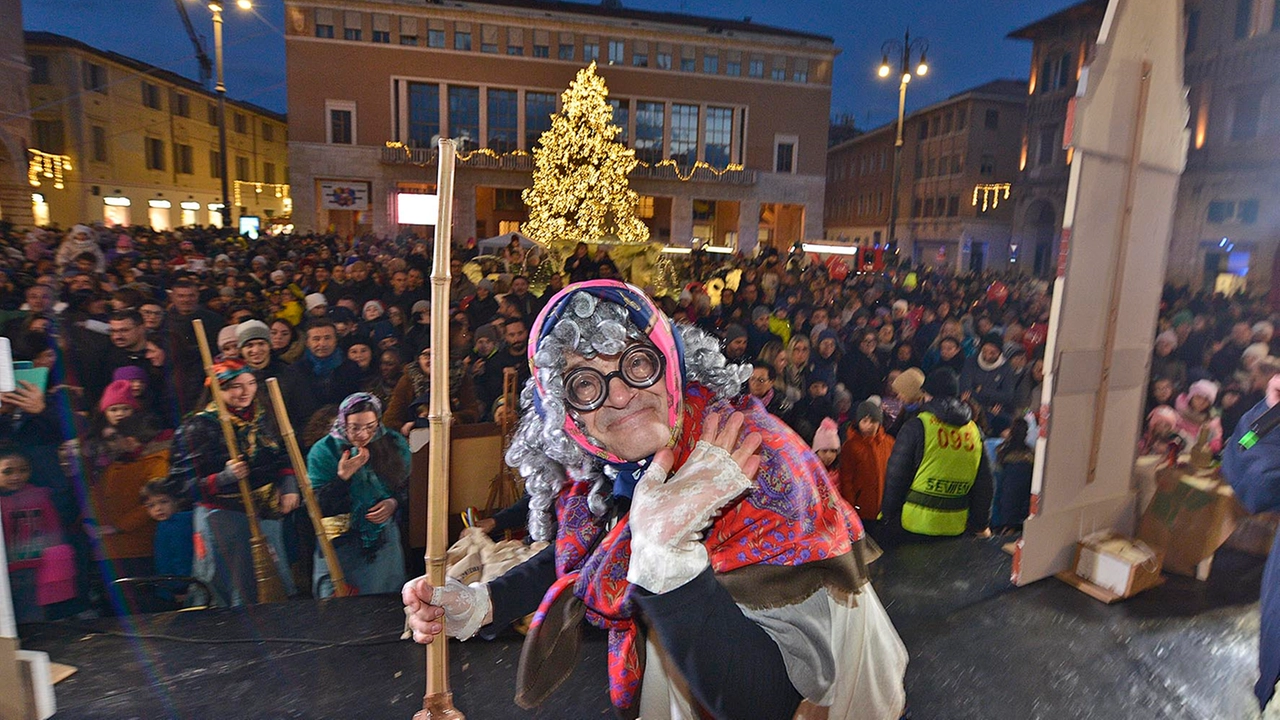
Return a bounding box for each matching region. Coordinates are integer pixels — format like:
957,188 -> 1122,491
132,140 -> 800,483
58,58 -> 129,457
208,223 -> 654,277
193,319 -> 287,604
265,377 -> 352,597
414,138 -> 464,719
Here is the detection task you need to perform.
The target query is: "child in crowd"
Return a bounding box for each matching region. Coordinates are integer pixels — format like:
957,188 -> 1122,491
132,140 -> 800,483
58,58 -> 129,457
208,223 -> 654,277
1,451 -> 75,623
142,479 -> 194,608
991,418 -> 1035,535
1174,379 -> 1223,453
811,418 -> 841,485
83,379 -> 143,472
838,400 -> 895,532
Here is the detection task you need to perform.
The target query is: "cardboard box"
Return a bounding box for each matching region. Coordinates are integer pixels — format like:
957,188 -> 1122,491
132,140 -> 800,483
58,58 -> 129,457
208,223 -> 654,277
1137,467 -> 1245,578
1057,533 -> 1164,603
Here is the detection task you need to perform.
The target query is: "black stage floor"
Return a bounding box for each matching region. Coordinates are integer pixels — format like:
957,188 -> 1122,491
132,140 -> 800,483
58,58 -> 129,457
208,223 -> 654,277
18,537 -> 1276,720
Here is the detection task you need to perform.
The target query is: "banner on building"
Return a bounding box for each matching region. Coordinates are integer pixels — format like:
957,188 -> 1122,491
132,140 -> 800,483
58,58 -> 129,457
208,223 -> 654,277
319,181 -> 370,211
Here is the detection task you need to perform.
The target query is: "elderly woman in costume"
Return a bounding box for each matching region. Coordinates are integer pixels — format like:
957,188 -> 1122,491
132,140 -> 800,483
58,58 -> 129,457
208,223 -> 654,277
169,359 -> 298,606
404,280 -> 907,720
306,392 -> 411,598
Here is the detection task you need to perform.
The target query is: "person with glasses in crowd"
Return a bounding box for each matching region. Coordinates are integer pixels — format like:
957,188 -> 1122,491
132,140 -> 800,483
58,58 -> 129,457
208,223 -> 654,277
306,392 -> 411,598
403,280 -> 906,720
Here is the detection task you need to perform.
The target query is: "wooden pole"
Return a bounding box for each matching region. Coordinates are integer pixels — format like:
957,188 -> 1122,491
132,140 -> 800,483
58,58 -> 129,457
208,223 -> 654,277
414,139 -> 464,719
265,377 -> 353,597
193,319 -> 287,603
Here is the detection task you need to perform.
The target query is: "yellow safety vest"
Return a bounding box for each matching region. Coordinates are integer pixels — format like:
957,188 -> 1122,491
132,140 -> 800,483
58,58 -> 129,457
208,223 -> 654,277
901,411 -> 982,536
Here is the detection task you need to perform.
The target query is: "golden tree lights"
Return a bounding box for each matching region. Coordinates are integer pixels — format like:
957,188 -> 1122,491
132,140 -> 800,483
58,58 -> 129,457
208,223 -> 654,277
972,183 -> 1012,211
233,180 -> 290,208
28,149 -> 72,190
521,62 -> 649,255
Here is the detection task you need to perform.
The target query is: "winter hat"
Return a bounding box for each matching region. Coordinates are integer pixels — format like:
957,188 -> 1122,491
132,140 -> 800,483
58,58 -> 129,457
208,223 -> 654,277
751,306 -> 771,322
1187,379 -> 1218,405
477,278 -> 495,292
237,319 -> 271,347
99,380 -> 141,413
411,300 -> 431,315
723,324 -> 747,343
217,325 -> 239,349
812,418 -> 841,453
892,299 -> 909,314
474,324 -> 499,344
923,368 -> 960,399
856,399 -> 884,424
214,253 -> 230,263
111,365 -> 148,383
305,293 -> 327,310
363,300 -> 385,318
252,255 -> 269,268
1147,405 -> 1179,430
1243,342 -> 1270,367
71,224 -> 92,238
270,270 -> 287,284
892,368 -> 926,403
1155,330 -> 1178,349
329,307 -> 357,325
981,331 -> 1004,351
1253,321 -> 1274,338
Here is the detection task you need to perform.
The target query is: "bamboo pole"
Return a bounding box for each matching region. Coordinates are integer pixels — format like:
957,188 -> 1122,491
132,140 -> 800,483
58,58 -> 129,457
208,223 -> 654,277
413,139 -> 464,719
193,319 -> 287,604
265,377 -> 353,597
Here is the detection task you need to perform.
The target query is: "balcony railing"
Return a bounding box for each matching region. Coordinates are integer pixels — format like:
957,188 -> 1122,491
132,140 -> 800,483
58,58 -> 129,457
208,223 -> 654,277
380,143 -> 757,185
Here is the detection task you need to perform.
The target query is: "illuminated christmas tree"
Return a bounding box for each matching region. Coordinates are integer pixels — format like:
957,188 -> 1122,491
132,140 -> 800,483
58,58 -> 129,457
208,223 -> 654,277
522,63 -> 650,256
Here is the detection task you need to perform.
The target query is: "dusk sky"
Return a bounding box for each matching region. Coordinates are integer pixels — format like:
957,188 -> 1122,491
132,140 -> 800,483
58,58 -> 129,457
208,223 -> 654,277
22,0 -> 1081,129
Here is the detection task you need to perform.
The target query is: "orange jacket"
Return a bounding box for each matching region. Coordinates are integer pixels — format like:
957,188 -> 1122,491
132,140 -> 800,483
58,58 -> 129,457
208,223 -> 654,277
838,427 -> 895,521
92,449 -> 170,559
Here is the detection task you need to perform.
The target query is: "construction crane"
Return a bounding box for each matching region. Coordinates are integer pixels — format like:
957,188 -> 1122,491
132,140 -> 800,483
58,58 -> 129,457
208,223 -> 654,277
174,0 -> 214,89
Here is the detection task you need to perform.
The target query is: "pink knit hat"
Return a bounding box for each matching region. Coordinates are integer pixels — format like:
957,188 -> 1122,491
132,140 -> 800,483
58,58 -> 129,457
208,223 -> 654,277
1187,379 -> 1218,405
99,379 -> 141,413
812,417 -> 841,452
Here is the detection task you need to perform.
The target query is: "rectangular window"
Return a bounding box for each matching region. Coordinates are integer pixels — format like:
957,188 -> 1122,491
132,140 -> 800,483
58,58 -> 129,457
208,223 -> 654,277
559,43 -> 575,60
956,109 -> 967,132
634,101 -> 665,164
344,27 -> 362,41
449,85 -> 480,151
1038,124 -> 1058,166
524,91 -> 556,150
33,119 -> 64,154
92,125 -> 107,162
942,112 -> 953,134
1058,52 -> 1074,89
793,59 -> 808,83
608,40 -> 624,64
455,30 -> 472,51
208,101 -> 218,125
316,23 -> 334,38
407,82 -> 439,148
657,52 -> 672,69
1208,201 -> 1235,223
534,44 -> 549,57
210,150 -> 221,178
923,198 -> 935,217
771,66 -> 786,81
985,109 -> 999,130
609,98 -> 629,145
632,52 -> 648,67
482,43 -> 498,53
919,120 -> 929,140
175,144 -> 194,174
507,45 -> 523,56
263,161 -> 275,184
427,29 -> 445,47
235,155 -> 250,181
1240,198 -> 1260,224
173,92 -> 190,117
373,30 -> 390,43
145,137 -> 165,171
680,57 -> 695,72
704,106 -> 733,167
947,196 -> 960,217
233,112 -> 247,134
401,34 -> 419,46
584,42 -> 600,62
669,103 -> 699,166
704,55 -> 718,73
980,154 -> 995,175
927,158 -> 937,177
726,60 -> 741,76
775,141 -> 795,173
1040,56 -> 1054,93
82,61 -> 107,93
30,55 -> 50,85
329,108 -> 353,144
487,88 -> 519,153
748,58 -> 764,78
262,122 -> 274,142
1236,0 -> 1253,39
912,198 -> 922,218
1231,92 -> 1262,140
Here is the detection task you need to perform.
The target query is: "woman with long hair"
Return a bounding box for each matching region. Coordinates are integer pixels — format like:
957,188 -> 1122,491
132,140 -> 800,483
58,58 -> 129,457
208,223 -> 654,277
269,318 -> 304,364
168,359 -> 298,606
306,393 -> 411,597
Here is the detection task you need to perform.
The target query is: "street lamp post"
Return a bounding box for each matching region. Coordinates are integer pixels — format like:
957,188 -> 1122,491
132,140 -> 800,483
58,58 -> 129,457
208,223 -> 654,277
878,31 -> 929,264
208,0 -> 251,229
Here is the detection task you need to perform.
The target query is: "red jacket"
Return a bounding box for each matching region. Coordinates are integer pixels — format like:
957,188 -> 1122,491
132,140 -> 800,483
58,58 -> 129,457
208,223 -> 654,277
838,427 -> 895,521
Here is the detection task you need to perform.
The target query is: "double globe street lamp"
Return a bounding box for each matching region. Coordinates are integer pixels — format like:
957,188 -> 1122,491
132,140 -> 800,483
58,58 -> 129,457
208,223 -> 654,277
878,31 -> 929,262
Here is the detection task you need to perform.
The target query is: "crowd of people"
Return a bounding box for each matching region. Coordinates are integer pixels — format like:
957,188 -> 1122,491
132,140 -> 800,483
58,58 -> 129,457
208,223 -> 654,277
0,220 -> 1275,623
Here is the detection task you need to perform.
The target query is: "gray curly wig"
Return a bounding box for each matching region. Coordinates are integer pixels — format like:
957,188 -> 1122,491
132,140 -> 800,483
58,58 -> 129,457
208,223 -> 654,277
506,292 -> 752,541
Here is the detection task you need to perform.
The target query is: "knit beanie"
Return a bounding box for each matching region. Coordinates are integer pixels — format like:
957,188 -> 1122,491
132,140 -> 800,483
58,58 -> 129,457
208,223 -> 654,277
237,319 -> 271,347
723,324 -> 747,343
474,324 -> 499,344
217,325 -> 239,349
856,400 -> 884,424
305,293 -> 327,310
981,331 -> 1004,352
1187,379 -> 1218,405
923,368 -> 960,399
99,380 -> 141,413
892,368 -> 926,403
812,418 -> 841,453
111,365 -> 148,383
752,306 -> 771,322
